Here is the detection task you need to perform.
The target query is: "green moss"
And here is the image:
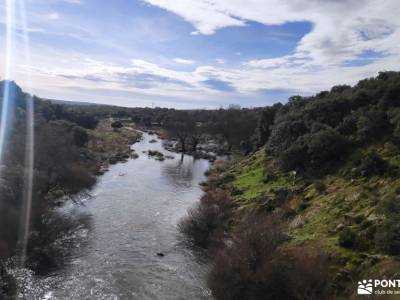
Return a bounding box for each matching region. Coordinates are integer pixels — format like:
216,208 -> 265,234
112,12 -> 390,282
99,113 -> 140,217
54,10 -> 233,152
228,151 -> 296,201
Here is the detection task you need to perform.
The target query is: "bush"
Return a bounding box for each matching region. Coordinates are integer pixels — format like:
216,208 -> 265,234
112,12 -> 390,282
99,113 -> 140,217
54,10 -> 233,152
306,129 -> 350,174
337,114 -> 357,136
72,126 -> 89,147
314,180 -> 326,194
0,263 -> 15,300
374,195 -> 400,255
179,191 -> 235,248
26,210 -> 91,274
356,107 -> 389,142
208,216 -> 331,300
111,121 -> 123,130
338,227 -> 357,248
375,218 -> 400,255
354,151 -> 388,177
278,142 -> 308,172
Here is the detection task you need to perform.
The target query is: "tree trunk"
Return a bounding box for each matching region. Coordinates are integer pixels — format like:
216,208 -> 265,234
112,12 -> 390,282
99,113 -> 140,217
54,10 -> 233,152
191,137 -> 199,152
180,138 -> 186,152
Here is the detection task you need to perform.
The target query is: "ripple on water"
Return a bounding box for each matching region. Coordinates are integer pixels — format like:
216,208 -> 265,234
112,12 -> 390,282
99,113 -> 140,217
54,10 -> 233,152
14,132 -> 214,300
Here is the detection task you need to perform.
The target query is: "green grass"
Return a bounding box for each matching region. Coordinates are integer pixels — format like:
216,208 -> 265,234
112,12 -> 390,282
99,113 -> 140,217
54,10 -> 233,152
229,150 -> 294,201
221,144 -> 400,281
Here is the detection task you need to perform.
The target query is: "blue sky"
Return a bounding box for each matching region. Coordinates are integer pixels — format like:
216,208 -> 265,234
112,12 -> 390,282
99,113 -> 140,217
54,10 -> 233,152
1,0 -> 399,108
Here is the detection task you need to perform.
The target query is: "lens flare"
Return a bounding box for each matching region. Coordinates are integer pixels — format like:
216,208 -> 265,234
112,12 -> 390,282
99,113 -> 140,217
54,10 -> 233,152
17,0 -> 35,267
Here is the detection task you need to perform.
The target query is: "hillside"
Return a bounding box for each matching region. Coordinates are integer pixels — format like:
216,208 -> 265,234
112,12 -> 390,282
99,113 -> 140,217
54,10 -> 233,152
205,146 -> 399,297
180,71 -> 400,299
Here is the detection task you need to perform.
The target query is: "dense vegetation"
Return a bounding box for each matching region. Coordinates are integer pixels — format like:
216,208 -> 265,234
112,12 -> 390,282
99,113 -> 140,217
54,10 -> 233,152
180,72 -> 400,299
69,104 -> 260,155
0,82 -> 112,297
0,81 -> 98,261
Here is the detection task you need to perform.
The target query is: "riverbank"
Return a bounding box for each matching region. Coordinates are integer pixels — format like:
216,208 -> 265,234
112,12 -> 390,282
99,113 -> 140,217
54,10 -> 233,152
86,118 -> 142,173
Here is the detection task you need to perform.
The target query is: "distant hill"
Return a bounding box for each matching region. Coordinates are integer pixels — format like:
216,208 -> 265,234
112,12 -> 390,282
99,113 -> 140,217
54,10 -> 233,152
46,98 -> 102,106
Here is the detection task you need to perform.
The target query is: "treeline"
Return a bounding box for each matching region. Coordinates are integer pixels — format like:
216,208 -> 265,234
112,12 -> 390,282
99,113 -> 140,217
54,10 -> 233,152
70,104 -> 261,154
256,71 -> 400,175
0,81 -> 100,296
161,107 -> 259,154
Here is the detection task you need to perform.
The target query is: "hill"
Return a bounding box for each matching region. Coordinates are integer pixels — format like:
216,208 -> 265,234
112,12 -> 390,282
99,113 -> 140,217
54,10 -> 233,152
180,71 -> 400,299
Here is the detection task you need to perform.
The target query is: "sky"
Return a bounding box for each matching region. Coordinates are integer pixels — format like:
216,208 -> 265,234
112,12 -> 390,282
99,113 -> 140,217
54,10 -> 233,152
0,0 -> 400,108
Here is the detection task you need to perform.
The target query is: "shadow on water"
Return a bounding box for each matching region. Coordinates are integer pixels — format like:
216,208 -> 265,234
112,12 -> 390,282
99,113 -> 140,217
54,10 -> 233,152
25,200 -> 94,274
3,199 -> 94,299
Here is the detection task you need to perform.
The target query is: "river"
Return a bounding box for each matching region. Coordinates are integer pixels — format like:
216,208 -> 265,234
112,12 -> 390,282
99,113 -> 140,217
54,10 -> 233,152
19,131 -> 213,300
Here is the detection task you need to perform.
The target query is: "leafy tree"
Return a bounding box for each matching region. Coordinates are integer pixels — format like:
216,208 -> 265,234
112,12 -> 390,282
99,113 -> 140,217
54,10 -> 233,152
253,104 -> 281,147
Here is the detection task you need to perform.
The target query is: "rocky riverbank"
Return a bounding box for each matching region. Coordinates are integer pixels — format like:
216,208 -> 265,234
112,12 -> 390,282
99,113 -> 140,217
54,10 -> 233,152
86,119 -> 142,174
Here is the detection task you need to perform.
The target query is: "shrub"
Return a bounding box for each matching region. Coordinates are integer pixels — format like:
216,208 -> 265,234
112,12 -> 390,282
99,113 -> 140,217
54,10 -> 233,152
111,121 -> 123,130
72,126 -> 89,147
0,262 -> 16,300
208,216 -> 331,300
375,218 -> 400,255
314,180 -> 326,194
26,210 -> 91,274
337,114 -> 357,136
356,107 -> 389,142
354,151 -> 388,177
179,191 -> 235,248
338,227 -> 357,248
262,173 -> 277,183
306,129 -> 350,174
278,142 -> 308,172
374,195 -> 400,255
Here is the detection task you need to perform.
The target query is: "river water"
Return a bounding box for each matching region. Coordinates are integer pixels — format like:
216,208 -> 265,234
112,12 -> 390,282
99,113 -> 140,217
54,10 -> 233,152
20,132 -> 213,300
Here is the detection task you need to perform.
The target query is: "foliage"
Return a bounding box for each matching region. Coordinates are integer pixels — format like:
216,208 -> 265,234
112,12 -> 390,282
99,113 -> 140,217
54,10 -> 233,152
375,195 -> 400,255
111,120 -> 123,130
262,72 -> 400,175
0,81 -> 97,273
208,215 -> 331,300
0,263 -> 15,300
179,191 -> 235,248
353,150 -> 388,177
338,227 -> 357,248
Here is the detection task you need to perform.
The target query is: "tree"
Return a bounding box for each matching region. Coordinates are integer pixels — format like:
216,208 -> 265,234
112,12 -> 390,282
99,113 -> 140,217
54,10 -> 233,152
72,126 -> 89,147
210,106 -> 258,152
111,120 -> 123,131
253,104 -> 281,148
164,111 -> 194,152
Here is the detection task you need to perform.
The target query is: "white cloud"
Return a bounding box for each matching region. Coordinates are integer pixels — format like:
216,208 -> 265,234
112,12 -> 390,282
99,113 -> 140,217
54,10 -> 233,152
48,12 -> 60,20
173,57 -> 194,65
144,0 -> 246,35
143,0 -> 400,66
216,58 -> 225,64
63,0 -> 83,4
136,0 -> 400,103
244,56 -> 292,69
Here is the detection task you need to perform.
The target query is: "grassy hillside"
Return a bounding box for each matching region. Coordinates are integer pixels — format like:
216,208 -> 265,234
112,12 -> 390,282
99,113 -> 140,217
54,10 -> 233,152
201,142 -> 400,298
181,72 -> 400,299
